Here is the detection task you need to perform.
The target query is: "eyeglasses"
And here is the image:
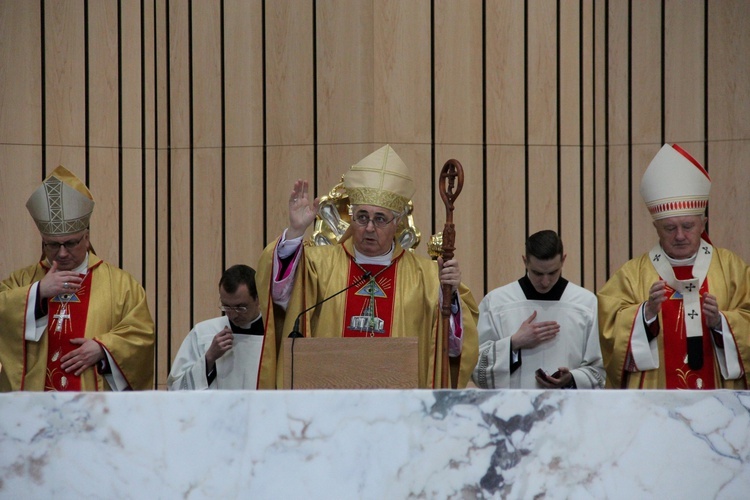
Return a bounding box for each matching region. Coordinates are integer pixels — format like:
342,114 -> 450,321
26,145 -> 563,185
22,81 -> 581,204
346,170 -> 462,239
43,235 -> 86,252
219,305 -> 248,313
352,212 -> 398,229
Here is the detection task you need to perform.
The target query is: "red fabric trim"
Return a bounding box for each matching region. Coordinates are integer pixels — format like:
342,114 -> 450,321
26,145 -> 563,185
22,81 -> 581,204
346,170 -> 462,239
672,144 -> 711,180
648,199 -> 708,216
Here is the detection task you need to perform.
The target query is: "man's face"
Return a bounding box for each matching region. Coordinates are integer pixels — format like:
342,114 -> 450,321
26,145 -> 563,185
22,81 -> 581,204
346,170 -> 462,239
351,205 -> 400,257
653,214 -> 706,260
523,253 -> 565,294
219,283 -> 260,325
42,230 -> 89,271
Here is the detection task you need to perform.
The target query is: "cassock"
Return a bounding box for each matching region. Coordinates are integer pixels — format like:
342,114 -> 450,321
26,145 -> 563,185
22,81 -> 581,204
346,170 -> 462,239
256,236 -> 479,389
167,315 -> 264,390
597,243 -> 750,389
473,276 -> 605,389
0,252 -> 154,391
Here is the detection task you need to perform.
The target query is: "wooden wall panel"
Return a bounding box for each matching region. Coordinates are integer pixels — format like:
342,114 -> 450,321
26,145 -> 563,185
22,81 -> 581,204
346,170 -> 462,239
373,0 -> 431,145
604,1 -> 630,275
191,2 -> 223,325
223,0 -> 265,265
265,2 -> 315,244
121,1 -> 146,280
708,1 -> 750,262
665,0 -> 704,145
559,1 -> 583,284
560,147 -> 582,283
317,0 -> 374,146
630,2 -> 662,259
527,2 -> 558,235
485,0 -> 525,291
434,1 -> 484,297
485,146 -> 526,291
373,1 -> 432,257
0,1 -> 42,277
87,1 -> 121,267
151,0 -> 170,389
45,0 -> 86,174
166,0 -> 192,364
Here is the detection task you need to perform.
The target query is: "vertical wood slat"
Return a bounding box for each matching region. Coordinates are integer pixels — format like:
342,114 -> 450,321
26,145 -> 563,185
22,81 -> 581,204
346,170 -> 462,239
167,0 -> 192,367
0,1 -> 42,278
191,1 -> 223,327
485,0 -> 526,291
224,0 -> 266,267
629,2 -> 663,260
434,1 -> 485,297
45,0 -> 86,175
708,1 -> 750,261
87,1 -> 120,267
121,0 -> 146,280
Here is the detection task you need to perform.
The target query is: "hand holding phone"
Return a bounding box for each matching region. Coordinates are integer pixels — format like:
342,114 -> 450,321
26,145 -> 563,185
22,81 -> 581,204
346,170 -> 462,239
536,368 -> 560,384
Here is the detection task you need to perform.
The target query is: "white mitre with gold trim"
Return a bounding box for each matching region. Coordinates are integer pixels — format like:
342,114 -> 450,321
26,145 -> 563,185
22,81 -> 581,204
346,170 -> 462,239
640,144 -> 711,221
343,145 -> 416,214
26,166 -> 95,236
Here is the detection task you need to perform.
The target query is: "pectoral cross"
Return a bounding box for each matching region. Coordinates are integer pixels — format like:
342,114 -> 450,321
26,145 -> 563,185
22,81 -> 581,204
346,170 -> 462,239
54,306 -> 70,333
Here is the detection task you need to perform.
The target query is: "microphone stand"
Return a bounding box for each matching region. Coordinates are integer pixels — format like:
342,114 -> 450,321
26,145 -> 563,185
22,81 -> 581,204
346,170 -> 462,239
288,271 -> 372,389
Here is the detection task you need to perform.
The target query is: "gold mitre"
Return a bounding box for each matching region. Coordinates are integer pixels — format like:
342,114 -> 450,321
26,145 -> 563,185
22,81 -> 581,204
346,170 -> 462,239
26,166 -> 95,235
640,144 -> 711,221
343,144 -> 415,213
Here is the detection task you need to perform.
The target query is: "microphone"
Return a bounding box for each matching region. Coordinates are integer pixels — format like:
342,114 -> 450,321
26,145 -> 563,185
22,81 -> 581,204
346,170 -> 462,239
288,271 -> 372,338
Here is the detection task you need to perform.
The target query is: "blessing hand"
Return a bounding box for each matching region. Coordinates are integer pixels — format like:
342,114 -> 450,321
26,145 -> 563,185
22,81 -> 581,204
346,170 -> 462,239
286,179 -> 320,240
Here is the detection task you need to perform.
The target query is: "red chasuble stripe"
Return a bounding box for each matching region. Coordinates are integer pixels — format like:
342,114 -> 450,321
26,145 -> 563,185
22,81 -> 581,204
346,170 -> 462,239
45,272 -> 93,391
342,261 -> 398,338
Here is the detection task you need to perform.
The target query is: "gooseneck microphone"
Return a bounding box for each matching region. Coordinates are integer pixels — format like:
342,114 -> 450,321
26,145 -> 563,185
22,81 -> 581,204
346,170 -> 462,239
288,271 -> 372,338
287,271 -> 372,390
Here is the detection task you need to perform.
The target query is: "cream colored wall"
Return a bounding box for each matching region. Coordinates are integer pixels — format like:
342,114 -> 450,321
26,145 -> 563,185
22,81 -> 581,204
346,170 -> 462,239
1,0 -> 748,388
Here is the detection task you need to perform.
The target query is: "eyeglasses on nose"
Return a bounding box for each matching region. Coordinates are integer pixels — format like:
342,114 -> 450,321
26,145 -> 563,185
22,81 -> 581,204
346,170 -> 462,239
219,305 -> 248,313
43,235 -> 85,252
352,213 -> 397,228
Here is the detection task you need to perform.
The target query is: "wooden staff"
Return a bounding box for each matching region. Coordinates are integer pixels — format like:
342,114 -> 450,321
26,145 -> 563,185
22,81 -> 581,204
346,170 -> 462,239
438,159 -> 464,388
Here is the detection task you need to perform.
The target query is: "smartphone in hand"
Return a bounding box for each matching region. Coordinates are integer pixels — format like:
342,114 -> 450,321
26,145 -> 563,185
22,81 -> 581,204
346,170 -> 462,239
535,368 -> 556,383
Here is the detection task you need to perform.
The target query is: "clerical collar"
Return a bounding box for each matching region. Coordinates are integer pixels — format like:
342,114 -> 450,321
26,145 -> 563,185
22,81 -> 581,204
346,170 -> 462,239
664,250 -> 697,267
354,243 -> 395,266
518,275 -> 568,301
230,314 -> 263,335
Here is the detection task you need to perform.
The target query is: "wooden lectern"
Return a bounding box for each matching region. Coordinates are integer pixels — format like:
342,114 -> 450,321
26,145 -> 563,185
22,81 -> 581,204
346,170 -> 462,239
283,337 -> 419,389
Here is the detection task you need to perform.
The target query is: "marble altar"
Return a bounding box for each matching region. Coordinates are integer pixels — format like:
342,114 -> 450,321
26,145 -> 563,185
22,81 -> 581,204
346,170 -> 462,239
1,389 -> 749,499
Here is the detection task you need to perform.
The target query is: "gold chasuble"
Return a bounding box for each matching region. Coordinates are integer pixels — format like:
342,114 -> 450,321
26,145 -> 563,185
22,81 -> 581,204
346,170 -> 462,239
597,248 -> 750,389
0,252 -> 155,391
256,237 -> 479,389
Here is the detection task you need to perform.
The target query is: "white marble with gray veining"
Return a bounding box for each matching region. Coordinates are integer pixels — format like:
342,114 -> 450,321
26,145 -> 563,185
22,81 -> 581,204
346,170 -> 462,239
1,390 -> 749,499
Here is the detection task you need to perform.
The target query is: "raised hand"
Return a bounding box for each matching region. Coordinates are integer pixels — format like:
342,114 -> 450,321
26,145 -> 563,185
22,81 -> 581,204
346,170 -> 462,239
286,179 -> 320,240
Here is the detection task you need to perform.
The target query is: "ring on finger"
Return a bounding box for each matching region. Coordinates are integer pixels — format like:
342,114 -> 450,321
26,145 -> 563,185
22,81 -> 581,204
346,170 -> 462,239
64,282 -> 69,289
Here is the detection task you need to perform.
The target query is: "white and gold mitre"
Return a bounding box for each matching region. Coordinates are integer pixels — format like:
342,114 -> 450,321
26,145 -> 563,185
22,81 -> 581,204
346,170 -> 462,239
343,144 -> 416,213
26,166 -> 95,235
640,143 -> 711,221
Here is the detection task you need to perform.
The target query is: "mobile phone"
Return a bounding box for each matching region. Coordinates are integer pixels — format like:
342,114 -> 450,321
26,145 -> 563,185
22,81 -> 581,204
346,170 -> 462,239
535,368 -> 555,383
